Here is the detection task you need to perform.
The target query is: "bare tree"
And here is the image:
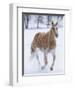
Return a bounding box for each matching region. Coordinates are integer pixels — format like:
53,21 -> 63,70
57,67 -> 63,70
47,16 -> 51,28
25,14 -> 30,29
37,15 -> 43,28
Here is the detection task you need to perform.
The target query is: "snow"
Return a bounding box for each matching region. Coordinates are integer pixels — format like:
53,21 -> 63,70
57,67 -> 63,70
24,27 -> 65,76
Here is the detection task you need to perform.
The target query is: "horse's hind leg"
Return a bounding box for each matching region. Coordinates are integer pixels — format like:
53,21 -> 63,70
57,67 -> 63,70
36,53 -> 40,65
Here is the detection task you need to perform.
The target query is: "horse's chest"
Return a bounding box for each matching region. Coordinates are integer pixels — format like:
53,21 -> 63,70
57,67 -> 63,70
49,40 -> 56,49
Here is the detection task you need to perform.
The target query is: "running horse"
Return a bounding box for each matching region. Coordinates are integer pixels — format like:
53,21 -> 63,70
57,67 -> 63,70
31,21 -> 58,71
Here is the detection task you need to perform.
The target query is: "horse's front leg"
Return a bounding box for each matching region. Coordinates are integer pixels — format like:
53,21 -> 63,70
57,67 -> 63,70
50,49 -> 56,71
41,52 -> 48,70
44,54 -> 48,65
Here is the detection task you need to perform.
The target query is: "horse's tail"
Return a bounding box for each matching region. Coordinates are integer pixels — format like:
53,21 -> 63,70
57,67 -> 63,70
34,32 -> 40,42
31,45 -> 35,54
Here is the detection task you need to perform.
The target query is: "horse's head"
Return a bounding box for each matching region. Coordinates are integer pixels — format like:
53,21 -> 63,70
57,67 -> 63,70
51,21 -> 58,38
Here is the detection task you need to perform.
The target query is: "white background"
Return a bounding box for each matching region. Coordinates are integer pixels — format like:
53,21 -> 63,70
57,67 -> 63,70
0,0 -> 74,90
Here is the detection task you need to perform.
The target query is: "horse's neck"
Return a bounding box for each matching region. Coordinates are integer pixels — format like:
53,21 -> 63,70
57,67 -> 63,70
48,29 -> 55,41
47,29 -> 56,49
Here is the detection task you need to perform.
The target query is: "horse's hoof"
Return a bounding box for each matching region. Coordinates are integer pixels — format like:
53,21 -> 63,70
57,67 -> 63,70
50,67 -> 53,71
41,66 -> 45,70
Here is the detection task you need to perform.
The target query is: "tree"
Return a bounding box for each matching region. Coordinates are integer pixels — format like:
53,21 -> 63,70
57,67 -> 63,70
25,14 -> 30,29
47,16 -> 51,28
37,15 -> 43,28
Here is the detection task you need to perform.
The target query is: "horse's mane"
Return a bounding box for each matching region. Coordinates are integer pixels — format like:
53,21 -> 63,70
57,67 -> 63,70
47,28 -> 55,41
46,28 -> 56,48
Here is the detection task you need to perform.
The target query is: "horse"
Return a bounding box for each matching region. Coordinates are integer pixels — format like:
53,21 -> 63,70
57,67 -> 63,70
31,21 -> 58,71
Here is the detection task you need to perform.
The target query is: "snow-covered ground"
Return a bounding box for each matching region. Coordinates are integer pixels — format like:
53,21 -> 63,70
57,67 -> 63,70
24,27 -> 65,76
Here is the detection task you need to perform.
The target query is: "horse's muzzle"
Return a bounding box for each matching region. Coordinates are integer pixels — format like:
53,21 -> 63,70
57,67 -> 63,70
56,34 -> 58,38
